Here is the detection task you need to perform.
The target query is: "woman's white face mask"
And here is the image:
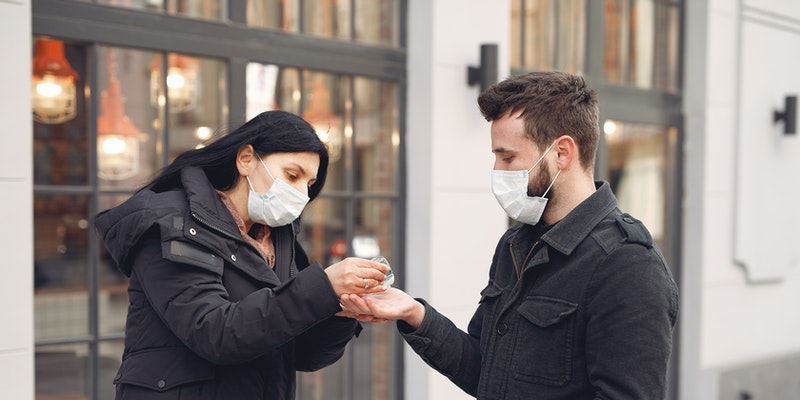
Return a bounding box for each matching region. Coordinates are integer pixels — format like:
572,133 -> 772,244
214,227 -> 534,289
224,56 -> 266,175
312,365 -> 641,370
491,141 -> 560,225
246,155 -> 310,227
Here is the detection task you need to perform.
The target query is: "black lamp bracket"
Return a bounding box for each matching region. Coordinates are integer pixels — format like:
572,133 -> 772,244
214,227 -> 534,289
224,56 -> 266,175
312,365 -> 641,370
774,94 -> 797,135
467,44 -> 498,93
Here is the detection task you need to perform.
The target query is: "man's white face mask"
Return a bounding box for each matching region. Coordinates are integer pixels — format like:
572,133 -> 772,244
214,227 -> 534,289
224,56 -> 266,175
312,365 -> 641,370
491,140 -> 560,225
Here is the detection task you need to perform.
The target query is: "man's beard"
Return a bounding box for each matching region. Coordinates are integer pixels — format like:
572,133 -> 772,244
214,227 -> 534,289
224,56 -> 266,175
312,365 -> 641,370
527,159 -> 554,198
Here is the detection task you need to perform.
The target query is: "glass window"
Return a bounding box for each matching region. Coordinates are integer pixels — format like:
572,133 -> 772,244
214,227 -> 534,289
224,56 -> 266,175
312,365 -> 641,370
160,54 -> 228,161
34,193 -> 91,340
354,0 -> 401,47
603,0 -> 680,91
239,68 -> 401,399
354,77 -> 398,194
247,0 -> 401,47
35,343 -> 90,399
511,0 -> 585,73
303,72 -> 351,193
94,0 -> 228,20
34,0 -> 405,397
603,119 -> 678,265
33,38 -> 88,186
167,0 -> 227,20
247,0 -> 300,32
96,46 -> 160,190
303,0 -> 351,40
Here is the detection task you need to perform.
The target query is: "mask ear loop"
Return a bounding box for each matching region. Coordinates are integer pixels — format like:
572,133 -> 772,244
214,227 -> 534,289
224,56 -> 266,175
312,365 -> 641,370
542,169 -> 561,199
256,153 -> 278,183
527,140 -> 559,173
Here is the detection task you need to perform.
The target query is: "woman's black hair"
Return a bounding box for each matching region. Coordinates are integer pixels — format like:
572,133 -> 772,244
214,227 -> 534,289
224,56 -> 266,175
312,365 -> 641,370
147,110 -> 329,200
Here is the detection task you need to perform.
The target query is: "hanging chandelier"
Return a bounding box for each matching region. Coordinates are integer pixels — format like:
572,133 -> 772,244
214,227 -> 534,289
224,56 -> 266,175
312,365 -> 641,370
31,38 -> 79,124
150,53 -> 200,113
97,48 -> 141,181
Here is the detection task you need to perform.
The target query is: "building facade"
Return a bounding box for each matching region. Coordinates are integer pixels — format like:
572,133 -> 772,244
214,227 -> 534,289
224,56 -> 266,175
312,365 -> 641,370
1,0 -> 799,399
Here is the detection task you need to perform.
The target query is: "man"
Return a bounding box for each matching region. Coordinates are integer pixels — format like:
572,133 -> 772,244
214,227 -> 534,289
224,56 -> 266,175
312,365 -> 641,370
341,71 -> 679,399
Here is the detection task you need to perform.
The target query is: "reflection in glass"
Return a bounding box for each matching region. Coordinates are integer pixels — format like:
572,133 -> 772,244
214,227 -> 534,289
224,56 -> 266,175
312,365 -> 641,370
354,0 -> 400,46
303,72 -> 350,192
246,63 -> 301,118
165,56 -> 227,162
356,199 -> 394,261
150,53 -> 200,114
167,0 -> 227,20
96,0 -> 227,20
247,0 -> 300,32
95,0 -> 163,12
303,0 -> 351,40
33,40 -> 88,186
32,38 -> 79,124
354,77 -> 398,194
300,197 -> 346,268
35,344 -> 89,399
511,0 -> 584,73
96,46 -> 158,190
604,120 -> 672,253
98,341 -> 125,399
603,0 -> 680,91
34,194 -> 91,341
653,2 -> 680,92
98,215 -> 130,336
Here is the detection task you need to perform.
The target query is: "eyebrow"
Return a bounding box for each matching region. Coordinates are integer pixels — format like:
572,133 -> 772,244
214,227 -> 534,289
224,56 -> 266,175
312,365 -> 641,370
492,147 -> 513,154
287,162 -> 316,180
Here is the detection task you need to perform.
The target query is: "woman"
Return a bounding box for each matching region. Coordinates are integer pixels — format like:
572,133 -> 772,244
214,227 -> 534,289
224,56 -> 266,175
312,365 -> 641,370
95,110 -> 390,399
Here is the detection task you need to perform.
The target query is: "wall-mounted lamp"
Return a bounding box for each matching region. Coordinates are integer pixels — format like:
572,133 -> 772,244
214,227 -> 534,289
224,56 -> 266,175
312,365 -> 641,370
32,38 -> 79,124
774,95 -> 797,135
467,44 -> 498,93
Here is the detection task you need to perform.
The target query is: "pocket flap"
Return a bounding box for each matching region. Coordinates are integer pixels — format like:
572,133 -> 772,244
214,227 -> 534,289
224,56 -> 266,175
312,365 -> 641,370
115,347 -> 215,391
517,296 -> 578,327
479,281 -> 504,302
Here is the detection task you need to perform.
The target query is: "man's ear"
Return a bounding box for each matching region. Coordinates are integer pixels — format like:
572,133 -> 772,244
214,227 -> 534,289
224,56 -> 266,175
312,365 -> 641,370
236,144 -> 256,176
554,135 -> 577,169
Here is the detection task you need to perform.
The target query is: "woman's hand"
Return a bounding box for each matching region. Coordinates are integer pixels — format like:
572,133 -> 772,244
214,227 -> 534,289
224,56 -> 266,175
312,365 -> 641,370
324,257 -> 391,296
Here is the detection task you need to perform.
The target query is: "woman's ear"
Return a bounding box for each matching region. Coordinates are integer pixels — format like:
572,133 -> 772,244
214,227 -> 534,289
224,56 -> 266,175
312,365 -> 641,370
236,144 -> 256,176
554,135 -> 577,169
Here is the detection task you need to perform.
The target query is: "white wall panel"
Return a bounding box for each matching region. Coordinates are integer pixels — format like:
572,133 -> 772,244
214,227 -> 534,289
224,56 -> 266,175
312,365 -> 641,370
703,279 -> 800,367
406,0 -> 510,399
734,19 -> 800,282
0,1 -> 33,400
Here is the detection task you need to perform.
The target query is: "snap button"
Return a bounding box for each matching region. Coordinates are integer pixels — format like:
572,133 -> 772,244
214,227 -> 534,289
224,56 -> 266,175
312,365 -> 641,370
231,254 -> 237,262
497,322 -> 509,335
623,216 -> 635,224
157,379 -> 166,388
189,228 -> 197,235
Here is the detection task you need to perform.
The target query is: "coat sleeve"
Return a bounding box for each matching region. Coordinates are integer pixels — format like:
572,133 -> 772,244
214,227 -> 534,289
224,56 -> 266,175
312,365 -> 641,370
130,235 -> 343,365
397,299 -> 483,396
294,314 -> 361,372
585,244 -> 679,399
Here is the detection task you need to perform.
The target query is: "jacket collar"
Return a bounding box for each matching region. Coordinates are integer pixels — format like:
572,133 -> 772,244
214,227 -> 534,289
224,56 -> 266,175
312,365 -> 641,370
181,166 -> 242,239
541,181 -> 617,255
510,181 -> 617,257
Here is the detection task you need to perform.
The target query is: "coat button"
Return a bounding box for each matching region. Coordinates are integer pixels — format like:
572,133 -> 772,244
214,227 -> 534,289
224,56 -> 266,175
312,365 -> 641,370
497,322 -> 509,335
114,373 -> 121,380
189,228 -> 197,235
230,254 -> 237,262
623,216 -> 635,224
157,379 -> 166,388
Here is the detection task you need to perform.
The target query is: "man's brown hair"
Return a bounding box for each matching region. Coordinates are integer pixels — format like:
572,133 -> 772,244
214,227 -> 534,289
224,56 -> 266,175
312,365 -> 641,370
477,71 -> 599,170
